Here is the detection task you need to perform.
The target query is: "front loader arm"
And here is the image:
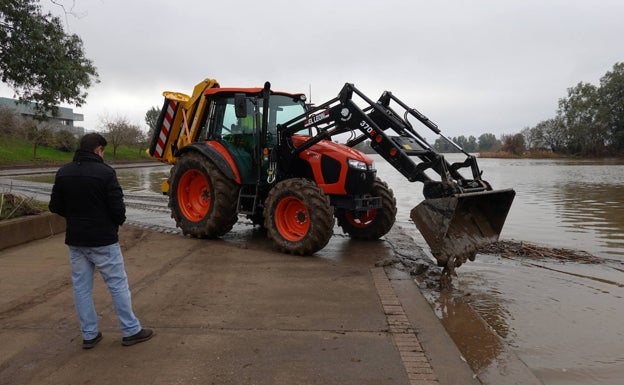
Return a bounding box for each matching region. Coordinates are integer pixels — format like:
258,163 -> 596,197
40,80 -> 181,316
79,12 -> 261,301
277,83 -> 480,192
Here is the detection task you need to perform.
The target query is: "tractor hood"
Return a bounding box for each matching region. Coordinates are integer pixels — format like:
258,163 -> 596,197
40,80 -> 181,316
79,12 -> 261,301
291,135 -> 374,166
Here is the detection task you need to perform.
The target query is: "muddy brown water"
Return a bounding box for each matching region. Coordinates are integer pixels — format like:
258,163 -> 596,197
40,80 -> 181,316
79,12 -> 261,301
11,155 -> 624,384
380,155 -> 624,385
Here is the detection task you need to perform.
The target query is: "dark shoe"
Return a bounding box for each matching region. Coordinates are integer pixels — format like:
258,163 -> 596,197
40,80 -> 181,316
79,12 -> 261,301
122,328 -> 154,346
82,332 -> 103,349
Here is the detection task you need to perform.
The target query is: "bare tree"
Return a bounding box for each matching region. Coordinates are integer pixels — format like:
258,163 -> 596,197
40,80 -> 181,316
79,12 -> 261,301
100,116 -> 143,158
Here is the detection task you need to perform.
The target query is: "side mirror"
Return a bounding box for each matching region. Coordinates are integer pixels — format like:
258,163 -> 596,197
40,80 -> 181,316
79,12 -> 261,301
234,94 -> 247,118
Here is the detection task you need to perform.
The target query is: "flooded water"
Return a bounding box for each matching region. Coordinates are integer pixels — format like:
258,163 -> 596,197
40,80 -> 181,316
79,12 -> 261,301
379,155 -> 624,261
375,154 -> 624,385
115,164 -> 171,194
10,155 -> 624,384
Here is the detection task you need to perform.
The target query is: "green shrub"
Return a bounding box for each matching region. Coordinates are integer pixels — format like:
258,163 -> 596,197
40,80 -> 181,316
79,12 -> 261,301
54,129 -> 77,152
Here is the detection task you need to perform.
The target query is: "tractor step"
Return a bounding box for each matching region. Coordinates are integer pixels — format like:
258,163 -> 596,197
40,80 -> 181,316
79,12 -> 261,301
238,185 -> 258,214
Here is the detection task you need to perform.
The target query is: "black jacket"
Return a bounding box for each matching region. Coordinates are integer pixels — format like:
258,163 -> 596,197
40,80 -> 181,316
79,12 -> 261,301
49,150 -> 126,246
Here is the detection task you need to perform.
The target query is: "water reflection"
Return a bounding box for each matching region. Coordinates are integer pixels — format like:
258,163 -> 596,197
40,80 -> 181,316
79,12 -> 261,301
557,182 -> 624,254
428,289 -> 506,372
495,159 -> 624,260
13,164 -> 171,195
458,257 -> 624,385
116,165 -> 170,193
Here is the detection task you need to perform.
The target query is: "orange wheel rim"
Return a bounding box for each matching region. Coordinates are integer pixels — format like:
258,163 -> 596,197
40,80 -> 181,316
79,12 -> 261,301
177,169 -> 211,221
275,196 -> 310,241
345,209 -> 377,229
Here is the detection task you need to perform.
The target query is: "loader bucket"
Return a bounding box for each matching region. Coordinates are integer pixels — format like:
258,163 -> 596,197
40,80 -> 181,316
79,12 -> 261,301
410,189 -> 515,268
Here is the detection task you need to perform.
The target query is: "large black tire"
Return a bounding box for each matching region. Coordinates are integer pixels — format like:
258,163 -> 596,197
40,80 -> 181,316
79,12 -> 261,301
168,152 -> 239,238
263,178 -> 334,255
335,178 -> 397,240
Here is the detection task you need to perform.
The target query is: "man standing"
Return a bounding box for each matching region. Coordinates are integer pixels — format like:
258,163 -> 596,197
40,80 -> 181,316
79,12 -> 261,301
49,133 -> 153,349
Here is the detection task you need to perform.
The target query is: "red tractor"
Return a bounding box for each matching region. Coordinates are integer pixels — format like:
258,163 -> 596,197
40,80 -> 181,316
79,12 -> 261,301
148,78 -> 514,277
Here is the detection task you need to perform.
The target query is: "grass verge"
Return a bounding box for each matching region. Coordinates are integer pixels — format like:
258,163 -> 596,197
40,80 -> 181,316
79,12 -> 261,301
0,135 -> 151,168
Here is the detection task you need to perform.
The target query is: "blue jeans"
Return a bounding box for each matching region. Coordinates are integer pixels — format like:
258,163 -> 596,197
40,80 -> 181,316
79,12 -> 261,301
68,243 -> 141,340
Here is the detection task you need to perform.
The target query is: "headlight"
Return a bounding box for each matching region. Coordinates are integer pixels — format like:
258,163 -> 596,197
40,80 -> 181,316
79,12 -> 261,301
347,158 -> 368,170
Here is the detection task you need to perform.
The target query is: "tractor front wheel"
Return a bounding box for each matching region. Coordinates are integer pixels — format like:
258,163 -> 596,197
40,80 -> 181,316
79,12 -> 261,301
263,178 -> 334,255
336,178 -> 397,240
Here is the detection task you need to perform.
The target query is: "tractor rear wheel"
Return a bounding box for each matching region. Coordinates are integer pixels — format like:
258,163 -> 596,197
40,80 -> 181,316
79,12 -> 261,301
263,178 -> 334,255
336,178 -> 397,240
168,152 -> 239,238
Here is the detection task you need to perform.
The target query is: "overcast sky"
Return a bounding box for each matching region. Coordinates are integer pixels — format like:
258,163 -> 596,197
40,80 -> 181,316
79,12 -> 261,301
3,0 -> 624,140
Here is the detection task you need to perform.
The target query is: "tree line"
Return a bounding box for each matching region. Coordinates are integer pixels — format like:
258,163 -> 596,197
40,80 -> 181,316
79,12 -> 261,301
434,62 -> 624,157
432,133 -> 500,153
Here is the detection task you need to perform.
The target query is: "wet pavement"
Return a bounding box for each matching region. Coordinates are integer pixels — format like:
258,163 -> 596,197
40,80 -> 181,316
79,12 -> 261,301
0,221 -> 496,385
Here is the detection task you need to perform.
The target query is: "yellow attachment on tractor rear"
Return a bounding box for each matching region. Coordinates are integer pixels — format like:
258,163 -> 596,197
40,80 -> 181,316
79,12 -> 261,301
149,78 -> 220,165
162,91 -> 190,103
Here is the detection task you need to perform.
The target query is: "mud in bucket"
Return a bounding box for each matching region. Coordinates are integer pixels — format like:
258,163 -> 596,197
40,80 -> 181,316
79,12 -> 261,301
410,189 -> 515,267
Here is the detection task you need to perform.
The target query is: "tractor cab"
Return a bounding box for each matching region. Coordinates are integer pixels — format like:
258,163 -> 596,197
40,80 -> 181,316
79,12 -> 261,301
201,90 -> 307,185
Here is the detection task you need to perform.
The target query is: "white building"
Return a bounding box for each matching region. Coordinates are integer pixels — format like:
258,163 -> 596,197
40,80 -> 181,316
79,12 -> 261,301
0,97 -> 84,136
